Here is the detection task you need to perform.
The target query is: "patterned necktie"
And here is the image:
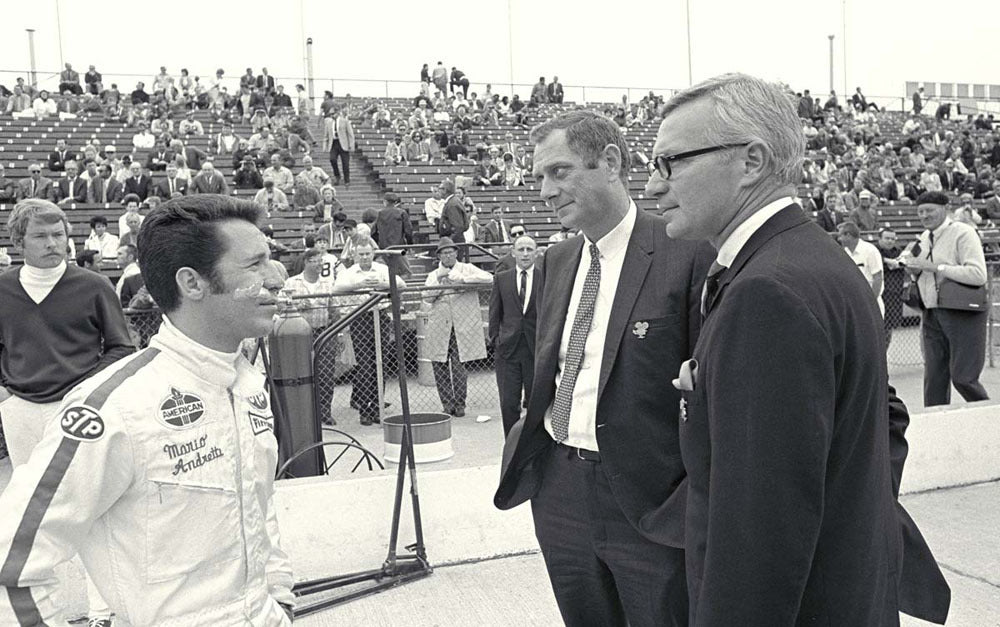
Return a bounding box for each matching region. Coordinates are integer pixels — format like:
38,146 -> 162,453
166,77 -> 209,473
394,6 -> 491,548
700,261 -> 726,319
551,242 -> 601,442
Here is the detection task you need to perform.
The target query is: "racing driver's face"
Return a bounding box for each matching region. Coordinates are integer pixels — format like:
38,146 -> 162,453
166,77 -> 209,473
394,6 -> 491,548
203,220 -> 282,349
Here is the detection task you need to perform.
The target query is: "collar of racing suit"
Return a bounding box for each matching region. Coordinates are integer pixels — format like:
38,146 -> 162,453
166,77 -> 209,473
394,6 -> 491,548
150,316 -> 258,392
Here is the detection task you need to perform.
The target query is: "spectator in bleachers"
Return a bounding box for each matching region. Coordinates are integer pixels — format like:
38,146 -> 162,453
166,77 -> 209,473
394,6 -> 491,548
327,107 -> 356,186
501,153 -> 525,187
214,123 -> 241,155
16,163 -> 55,201
256,67 -> 275,95
431,62 -> 448,94
837,221 -> 884,316
951,193 -> 982,228
0,165 -> 16,203
423,237 -> 492,417
89,163 -> 123,204
530,77 -> 547,104
152,67 -> 174,93
912,86 -> 924,115
253,176 -> 290,212
114,243 -> 141,299
250,107 -> 271,134
882,168 -> 918,202
449,67 -> 470,98
296,154 -> 329,190
309,185 -> 342,224
170,138 -> 208,172
75,249 -> 103,274
404,130 -> 432,163
267,84 -> 291,113
103,99 -> 126,123
85,215 -> 121,259
48,139 -> 71,173
373,192 -> 413,278
178,110 -> 204,136
55,161 -> 87,206
234,156 -> 264,189
248,126 -> 279,156
56,90 -> 81,120
145,140 -> 173,172
901,191 -> 989,406
284,248 -> 338,330
130,82 -> 149,105
191,161 -> 229,195
118,194 -> 144,235
919,164 -> 942,193
546,76 -> 564,104
101,82 -> 121,106
423,185 -> 445,231
172,153 -> 193,184
262,154 -> 294,194
481,206 -> 512,244
444,133 -> 472,163
984,182 -> 1000,221
58,63 -> 82,95
475,153 -> 502,186
132,122 -> 156,150
123,162 -> 154,201
384,133 -> 407,165
5,86 -> 32,116
154,162 -> 189,199
436,179 -> 469,243
848,190 -> 878,231
286,114 -> 316,154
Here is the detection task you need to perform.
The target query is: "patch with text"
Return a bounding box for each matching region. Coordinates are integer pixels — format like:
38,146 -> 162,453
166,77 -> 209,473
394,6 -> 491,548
158,388 -> 206,430
60,406 -> 105,442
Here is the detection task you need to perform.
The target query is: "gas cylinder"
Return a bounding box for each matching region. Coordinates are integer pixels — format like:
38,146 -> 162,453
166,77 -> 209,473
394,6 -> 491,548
268,295 -> 325,477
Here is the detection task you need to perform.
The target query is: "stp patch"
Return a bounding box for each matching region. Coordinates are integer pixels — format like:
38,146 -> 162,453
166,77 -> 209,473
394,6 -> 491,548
60,406 -> 105,442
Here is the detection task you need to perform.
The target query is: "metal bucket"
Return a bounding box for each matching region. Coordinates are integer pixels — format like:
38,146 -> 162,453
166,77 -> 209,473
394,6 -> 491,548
382,413 -> 453,464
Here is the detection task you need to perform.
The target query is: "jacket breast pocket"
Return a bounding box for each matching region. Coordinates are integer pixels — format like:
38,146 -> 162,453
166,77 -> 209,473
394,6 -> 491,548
145,479 -> 242,583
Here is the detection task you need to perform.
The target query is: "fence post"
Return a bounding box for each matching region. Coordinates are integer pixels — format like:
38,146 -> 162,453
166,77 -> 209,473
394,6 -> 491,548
385,80 -> 389,98
374,307 -> 385,420
988,262 -> 995,368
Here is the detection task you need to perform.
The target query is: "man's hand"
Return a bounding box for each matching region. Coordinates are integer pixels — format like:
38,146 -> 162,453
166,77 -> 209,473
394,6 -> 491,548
278,601 -> 294,623
903,257 -> 937,273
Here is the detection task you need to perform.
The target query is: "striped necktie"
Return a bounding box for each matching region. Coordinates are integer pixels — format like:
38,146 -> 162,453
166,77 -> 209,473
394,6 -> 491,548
700,261 -> 727,320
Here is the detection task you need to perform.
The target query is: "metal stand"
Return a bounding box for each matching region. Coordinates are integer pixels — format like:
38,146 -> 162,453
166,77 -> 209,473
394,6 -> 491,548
291,250 -> 432,617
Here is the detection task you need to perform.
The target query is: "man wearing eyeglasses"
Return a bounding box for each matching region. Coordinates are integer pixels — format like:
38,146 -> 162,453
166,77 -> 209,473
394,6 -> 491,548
16,164 -> 55,202
494,111 -> 713,626
646,73 -> 949,626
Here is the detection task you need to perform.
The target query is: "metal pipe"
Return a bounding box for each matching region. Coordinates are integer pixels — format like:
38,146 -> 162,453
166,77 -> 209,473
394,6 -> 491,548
55,0 -> 65,69
828,35 -> 835,94
306,37 -> 315,114
25,30 -> 37,89
685,0 -> 693,86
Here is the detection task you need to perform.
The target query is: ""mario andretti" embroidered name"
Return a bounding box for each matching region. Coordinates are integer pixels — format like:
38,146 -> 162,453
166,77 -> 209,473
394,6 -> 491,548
171,446 -> 225,476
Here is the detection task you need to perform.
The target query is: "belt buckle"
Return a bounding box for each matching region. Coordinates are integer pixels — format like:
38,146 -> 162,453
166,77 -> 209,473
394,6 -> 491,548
575,447 -> 587,461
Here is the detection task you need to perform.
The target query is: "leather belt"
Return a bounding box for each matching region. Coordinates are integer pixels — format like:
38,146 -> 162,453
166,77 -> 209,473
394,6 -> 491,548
558,442 -> 601,463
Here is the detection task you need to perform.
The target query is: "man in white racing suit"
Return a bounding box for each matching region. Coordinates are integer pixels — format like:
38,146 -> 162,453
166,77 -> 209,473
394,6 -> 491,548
0,195 -> 295,625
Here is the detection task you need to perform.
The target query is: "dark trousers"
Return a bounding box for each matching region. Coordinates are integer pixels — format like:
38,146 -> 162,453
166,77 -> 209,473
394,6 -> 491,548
531,444 -> 688,627
350,311 -> 387,419
495,340 -> 534,436
922,307 -> 989,406
432,330 -> 467,412
330,139 -> 350,183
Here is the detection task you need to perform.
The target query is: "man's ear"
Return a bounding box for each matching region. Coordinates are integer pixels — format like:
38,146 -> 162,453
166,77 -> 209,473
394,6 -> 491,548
742,140 -> 771,184
602,143 -> 623,182
175,267 -> 209,303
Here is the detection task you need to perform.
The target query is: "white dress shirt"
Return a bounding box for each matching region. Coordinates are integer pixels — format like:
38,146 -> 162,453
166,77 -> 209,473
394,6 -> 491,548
715,196 -> 795,268
544,201 -> 637,451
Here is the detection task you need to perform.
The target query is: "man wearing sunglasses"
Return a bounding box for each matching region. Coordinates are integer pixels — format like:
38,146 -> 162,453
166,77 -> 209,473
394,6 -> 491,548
495,110 -> 713,626
646,73 -> 948,626
16,164 -> 55,202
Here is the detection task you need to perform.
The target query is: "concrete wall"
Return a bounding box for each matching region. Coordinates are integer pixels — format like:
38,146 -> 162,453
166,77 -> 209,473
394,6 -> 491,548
274,402 -> 1000,582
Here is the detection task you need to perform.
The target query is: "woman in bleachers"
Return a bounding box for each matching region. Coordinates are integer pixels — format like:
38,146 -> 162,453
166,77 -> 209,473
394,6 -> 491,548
500,152 -> 525,187
250,108 -> 272,134
173,154 -> 192,183
312,185 -> 345,223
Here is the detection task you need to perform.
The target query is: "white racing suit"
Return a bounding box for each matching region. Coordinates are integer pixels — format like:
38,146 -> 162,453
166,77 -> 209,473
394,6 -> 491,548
0,318 -> 295,626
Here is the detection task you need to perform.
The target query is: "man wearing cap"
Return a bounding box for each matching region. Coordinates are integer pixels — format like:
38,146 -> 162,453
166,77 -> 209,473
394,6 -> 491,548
423,238 -> 493,417
901,191 -> 989,406
848,189 -> 878,231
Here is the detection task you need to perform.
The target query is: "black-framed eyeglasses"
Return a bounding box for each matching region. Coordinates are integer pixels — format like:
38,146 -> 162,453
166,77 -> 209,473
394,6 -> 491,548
647,143 -> 750,179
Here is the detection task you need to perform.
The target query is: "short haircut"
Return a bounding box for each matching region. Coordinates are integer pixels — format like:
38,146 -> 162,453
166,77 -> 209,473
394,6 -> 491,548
361,207 -> 378,224
661,73 -> 805,185
916,191 -> 949,206
76,250 -> 99,267
383,192 -> 401,205
878,228 -> 896,237
137,195 -> 262,313
529,110 -> 631,183
333,211 -> 347,223
122,193 -> 142,207
301,247 -> 322,262
7,199 -> 71,244
89,215 -> 109,229
352,236 -> 377,252
119,243 -> 138,262
837,221 -> 861,238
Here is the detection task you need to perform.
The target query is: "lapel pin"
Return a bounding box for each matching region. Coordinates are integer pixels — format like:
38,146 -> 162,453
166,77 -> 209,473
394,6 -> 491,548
632,321 -> 649,339
680,398 -> 688,422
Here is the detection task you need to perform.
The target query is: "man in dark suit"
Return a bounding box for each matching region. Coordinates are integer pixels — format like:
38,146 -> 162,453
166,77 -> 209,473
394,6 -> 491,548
47,139 -> 71,173
122,163 -> 153,201
438,179 -> 470,244
88,164 -> 124,204
373,192 -> 413,278
646,72 -> 948,625
481,206 -> 513,243
190,162 -> 229,195
256,68 -> 276,95
494,111 -> 712,626
488,235 -> 541,436
154,163 -> 189,200
145,141 -> 174,172
493,224 -> 526,274
16,164 -> 55,201
55,160 -> 87,205
546,76 -> 564,104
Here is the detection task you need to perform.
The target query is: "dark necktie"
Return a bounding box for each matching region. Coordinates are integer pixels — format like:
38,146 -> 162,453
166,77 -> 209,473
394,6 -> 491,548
519,269 -> 527,311
701,261 -> 727,319
551,242 -> 601,442
928,230 -> 935,262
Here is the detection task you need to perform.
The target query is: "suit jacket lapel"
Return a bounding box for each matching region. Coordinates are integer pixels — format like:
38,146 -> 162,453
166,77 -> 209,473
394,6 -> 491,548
597,209 -> 654,402
535,238 -> 582,393
709,205 -> 810,317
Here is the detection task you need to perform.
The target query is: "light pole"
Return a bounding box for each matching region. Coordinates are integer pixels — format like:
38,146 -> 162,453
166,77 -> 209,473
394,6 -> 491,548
506,0 -> 515,95
828,35 -> 835,94
686,0 -> 693,85
25,29 -> 38,89
55,0 -> 65,68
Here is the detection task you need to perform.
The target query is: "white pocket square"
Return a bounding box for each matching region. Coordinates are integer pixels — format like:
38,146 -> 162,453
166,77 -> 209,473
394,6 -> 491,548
672,358 -> 698,392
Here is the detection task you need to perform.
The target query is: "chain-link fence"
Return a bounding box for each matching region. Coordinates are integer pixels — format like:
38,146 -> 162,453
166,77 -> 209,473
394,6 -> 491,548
306,285 -> 498,425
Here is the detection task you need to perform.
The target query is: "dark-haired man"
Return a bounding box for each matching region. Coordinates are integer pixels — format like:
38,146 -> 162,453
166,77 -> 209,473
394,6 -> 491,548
495,110 -> 712,627
0,195 -> 295,624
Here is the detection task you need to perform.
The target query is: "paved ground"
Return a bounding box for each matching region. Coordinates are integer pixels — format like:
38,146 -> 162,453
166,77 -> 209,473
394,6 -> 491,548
297,481 -> 1000,626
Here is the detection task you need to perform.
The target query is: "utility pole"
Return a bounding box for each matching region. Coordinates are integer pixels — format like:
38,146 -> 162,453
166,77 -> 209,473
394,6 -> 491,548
506,0 -> 515,95
55,0 -> 65,68
686,0 -> 693,85
26,29 -> 38,89
306,38 -> 315,113
828,35 -> 835,93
